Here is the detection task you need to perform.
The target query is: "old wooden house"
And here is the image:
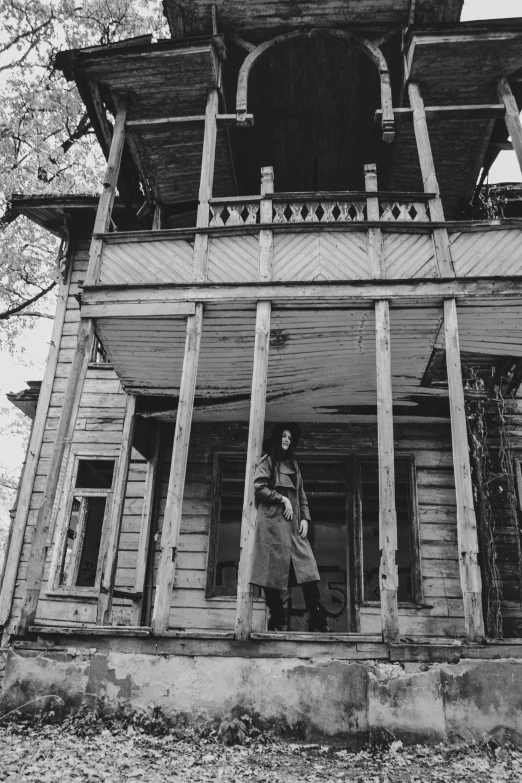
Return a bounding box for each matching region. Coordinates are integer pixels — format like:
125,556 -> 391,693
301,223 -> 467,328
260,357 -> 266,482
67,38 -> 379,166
2,0 -> 522,743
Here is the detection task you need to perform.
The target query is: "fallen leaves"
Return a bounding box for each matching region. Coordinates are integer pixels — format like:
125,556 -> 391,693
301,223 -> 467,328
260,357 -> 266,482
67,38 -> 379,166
0,723 -> 521,782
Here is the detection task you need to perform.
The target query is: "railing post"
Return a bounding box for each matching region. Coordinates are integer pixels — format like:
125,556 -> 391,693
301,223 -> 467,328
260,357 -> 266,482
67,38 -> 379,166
194,87 -> 219,282
152,304 -> 204,635
444,299 -> 485,642
259,166 -> 274,281
497,76 -> 522,175
374,300 -> 400,643
408,82 -> 454,277
97,394 -> 137,624
235,300 -> 271,640
364,163 -> 384,279
16,96 -> 128,634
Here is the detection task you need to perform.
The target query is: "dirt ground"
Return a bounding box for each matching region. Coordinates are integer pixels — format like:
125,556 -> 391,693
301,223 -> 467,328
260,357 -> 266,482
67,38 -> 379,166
0,723 -> 521,783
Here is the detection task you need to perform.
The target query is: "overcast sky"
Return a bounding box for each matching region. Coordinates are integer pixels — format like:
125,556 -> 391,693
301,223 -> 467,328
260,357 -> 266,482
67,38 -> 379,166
1,0 -> 521,484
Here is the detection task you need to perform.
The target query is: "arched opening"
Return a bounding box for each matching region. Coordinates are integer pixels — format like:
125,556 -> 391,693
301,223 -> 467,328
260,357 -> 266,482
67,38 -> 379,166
227,32 -> 397,195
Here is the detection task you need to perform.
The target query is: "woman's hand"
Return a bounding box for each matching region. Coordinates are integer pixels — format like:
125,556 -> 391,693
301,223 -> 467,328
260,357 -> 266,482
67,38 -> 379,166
282,497 -> 293,520
299,519 -> 308,539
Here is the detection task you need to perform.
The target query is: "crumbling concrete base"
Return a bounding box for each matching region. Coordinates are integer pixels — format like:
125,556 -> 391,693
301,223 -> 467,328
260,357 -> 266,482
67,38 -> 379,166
1,648 -> 521,746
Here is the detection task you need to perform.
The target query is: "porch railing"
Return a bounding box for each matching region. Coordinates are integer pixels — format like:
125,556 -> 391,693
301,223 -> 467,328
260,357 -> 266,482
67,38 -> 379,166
208,191 -> 434,228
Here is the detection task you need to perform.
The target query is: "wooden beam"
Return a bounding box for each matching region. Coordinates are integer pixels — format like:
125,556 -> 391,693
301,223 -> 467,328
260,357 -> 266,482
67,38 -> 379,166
15,97 -> 129,635
194,88 -> 219,283
151,304 -> 204,635
0,260 -> 71,629
87,95 -> 129,287
364,164 -> 384,280
81,276 -> 522,309
259,167 -> 274,281
132,425 -> 162,626
443,298 -> 485,642
408,83 -> 454,278
80,301 -> 195,319
16,320 -> 94,634
375,300 -> 400,643
235,301 -> 271,640
97,394 -> 137,624
375,104 -> 505,122
127,114 -> 253,131
498,77 -> 522,176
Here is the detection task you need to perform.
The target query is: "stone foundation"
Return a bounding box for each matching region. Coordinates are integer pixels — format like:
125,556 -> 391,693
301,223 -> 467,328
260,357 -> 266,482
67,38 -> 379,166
1,645 -> 522,746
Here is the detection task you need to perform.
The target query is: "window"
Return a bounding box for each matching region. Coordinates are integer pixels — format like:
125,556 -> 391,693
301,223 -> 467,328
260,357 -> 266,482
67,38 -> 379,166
58,458 -> 115,589
207,452 -> 420,628
357,457 -> 420,605
90,337 -> 111,365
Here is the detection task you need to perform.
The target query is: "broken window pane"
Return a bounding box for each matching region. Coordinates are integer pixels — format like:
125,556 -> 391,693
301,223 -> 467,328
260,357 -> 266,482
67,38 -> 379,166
75,459 -> 115,489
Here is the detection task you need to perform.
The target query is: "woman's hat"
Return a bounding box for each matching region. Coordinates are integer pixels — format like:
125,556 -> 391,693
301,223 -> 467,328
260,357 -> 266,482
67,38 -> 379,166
264,423 -> 302,452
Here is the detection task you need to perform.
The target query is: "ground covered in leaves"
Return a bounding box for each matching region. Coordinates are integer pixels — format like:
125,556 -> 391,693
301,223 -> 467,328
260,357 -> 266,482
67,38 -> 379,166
0,721 -> 521,782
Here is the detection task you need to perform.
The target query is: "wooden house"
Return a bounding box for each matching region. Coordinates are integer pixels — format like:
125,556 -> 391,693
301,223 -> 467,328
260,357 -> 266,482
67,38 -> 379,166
2,1 -> 522,742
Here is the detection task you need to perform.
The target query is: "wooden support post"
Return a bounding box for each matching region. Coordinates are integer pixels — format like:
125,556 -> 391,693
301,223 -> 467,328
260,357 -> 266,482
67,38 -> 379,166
235,300 -> 271,640
152,203 -> 163,230
16,96 -> 128,635
0,260 -> 71,628
151,304 -> 204,634
444,298 -> 485,641
374,300 -> 400,643
259,166 -> 274,281
408,82 -> 454,278
132,425 -> 162,626
194,88 -> 219,282
97,394 -> 137,624
364,164 -> 384,280
498,76 -> 522,175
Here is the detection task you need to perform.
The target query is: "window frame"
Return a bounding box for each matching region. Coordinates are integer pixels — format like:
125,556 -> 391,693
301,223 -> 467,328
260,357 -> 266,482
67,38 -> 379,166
47,450 -> 118,599
355,452 -> 423,609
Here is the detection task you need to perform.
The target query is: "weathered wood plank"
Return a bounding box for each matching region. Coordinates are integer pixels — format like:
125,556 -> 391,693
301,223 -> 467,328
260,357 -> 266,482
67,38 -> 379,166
375,300 -> 399,643
235,301 -> 271,640
443,298 -> 485,641
497,77 -> 522,176
152,305 -> 204,634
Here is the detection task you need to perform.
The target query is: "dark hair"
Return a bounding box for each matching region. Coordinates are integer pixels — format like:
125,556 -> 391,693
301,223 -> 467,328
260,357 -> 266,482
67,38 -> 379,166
262,424 -> 301,487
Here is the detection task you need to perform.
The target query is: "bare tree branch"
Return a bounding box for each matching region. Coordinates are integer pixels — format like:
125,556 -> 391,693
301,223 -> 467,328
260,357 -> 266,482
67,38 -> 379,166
0,280 -> 56,320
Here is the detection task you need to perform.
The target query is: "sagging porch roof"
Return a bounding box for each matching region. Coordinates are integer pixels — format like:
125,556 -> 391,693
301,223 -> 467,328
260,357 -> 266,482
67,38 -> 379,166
163,0 -> 464,40
81,287 -> 522,421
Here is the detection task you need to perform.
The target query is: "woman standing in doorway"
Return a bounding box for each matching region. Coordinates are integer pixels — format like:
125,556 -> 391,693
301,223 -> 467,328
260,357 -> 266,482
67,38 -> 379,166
250,423 -> 330,632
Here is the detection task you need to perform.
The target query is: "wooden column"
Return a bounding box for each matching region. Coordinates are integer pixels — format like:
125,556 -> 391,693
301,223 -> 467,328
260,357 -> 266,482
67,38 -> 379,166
16,96 -> 128,634
152,304 -> 204,634
408,83 -> 454,277
132,425 -> 162,626
364,164 -> 384,279
0,257 -> 71,629
235,300 -> 271,640
97,394 -> 137,624
259,166 -> 274,281
375,300 -> 400,643
444,299 -> 485,641
498,76 -> 522,175
194,88 -> 219,282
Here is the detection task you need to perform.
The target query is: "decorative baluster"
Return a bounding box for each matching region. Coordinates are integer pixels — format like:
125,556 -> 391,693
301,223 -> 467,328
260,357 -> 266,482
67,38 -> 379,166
209,204 -> 225,227
412,202 -> 429,222
354,201 -> 366,221
380,201 -> 394,221
322,201 -> 335,222
337,201 -> 351,221
399,202 -> 409,221
289,202 -> 303,222
227,205 -> 243,226
304,201 -> 319,222
273,202 -> 287,223
244,203 -> 259,224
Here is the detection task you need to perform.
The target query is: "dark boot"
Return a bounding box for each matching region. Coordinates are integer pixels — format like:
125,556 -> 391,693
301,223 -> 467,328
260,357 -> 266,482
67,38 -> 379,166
264,588 -> 288,632
308,602 -> 331,633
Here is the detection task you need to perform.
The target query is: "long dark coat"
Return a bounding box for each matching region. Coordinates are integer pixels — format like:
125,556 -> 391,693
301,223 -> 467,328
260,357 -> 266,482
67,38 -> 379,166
250,455 -> 320,590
